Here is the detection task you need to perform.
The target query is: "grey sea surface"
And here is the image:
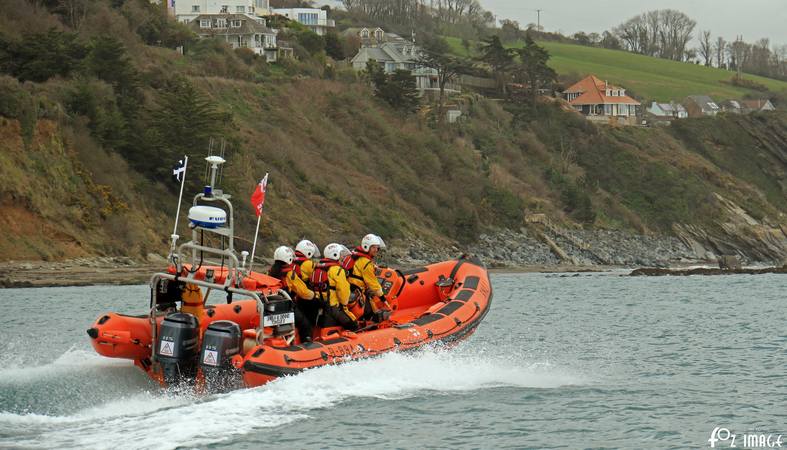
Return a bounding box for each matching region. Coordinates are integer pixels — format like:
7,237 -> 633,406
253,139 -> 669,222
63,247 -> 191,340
0,272 -> 784,449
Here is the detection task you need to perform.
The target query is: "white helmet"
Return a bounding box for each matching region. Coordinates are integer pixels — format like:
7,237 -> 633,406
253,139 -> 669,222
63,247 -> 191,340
295,239 -> 320,258
339,244 -> 351,258
273,246 -> 295,264
361,234 -> 386,252
323,243 -> 346,261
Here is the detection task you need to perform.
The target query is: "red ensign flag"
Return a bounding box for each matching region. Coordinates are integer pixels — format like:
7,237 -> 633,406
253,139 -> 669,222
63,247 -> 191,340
250,173 -> 268,217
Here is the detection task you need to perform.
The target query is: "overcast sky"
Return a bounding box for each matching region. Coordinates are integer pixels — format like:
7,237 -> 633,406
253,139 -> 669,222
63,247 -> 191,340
478,0 -> 787,47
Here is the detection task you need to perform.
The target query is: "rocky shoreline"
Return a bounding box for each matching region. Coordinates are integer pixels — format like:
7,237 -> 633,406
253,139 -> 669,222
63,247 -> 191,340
2,228 -> 784,288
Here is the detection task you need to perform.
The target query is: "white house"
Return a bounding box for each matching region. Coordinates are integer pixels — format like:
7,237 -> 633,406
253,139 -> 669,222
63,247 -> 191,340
188,14 -> 278,62
271,8 -> 334,35
175,0 -> 270,23
648,102 -> 688,119
350,28 -> 459,96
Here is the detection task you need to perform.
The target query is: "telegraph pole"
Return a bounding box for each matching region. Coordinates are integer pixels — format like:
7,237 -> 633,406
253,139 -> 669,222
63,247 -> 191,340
536,9 -> 542,31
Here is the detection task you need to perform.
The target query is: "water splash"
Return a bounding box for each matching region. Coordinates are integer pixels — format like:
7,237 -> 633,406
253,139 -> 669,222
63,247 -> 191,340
0,346 -> 582,449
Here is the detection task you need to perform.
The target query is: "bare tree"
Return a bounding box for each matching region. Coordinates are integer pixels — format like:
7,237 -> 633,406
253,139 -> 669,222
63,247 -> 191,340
614,9 -> 695,61
714,36 -> 726,68
698,30 -> 712,66
657,9 -> 695,61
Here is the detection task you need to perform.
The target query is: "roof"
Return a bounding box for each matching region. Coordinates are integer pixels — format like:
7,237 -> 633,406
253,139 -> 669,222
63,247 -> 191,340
741,99 -> 774,110
352,41 -> 420,65
564,75 -> 640,106
659,103 -> 686,113
190,14 -> 276,35
686,95 -> 720,111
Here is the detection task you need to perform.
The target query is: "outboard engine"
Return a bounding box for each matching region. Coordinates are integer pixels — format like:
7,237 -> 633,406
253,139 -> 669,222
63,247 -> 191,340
263,294 -> 295,337
200,320 -> 242,392
156,312 -> 200,386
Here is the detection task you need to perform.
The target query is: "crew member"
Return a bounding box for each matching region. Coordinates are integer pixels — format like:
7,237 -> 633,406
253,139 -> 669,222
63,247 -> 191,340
294,239 -> 320,332
268,246 -> 316,343
348,234 -> 391,321
294,239 -> 320,282
313,243 -> 358,331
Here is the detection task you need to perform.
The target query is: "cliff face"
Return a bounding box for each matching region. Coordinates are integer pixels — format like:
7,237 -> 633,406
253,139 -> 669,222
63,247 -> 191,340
0,118 -> 168,261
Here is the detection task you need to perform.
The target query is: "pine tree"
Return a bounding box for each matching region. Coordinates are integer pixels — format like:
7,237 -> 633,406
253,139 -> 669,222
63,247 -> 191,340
514,34 -> 556,106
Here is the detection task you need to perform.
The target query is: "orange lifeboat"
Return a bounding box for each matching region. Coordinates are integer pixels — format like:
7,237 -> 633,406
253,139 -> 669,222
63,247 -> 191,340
87,256 -> 492,389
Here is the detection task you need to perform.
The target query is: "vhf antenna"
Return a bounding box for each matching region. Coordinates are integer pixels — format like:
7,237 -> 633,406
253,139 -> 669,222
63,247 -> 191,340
217,138 -> 226,187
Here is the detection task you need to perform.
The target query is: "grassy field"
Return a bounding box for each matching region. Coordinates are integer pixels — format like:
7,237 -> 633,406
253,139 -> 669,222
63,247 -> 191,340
445,37 -> 787,102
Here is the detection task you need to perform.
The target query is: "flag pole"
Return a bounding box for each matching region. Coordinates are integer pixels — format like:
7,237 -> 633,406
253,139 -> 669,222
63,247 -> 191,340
247,172 -> 268,274
248,213 -> 262,274
169,155 -> 188,259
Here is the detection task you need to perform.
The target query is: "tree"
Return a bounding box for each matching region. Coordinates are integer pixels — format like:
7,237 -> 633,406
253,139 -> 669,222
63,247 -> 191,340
85,36 -> 141,115
324,31 -> 345,60
417,35 -> 469,124
476,35 -> 515,95
698,30 -> 712,66
1,29 -> 87,82
614,9 -> 696,61
600,31 -> 621,50
499,19 -> 521,43
145,77 -> 231,177
513,34 -> 556,107
714,36 -> 726,68
296,29 -> 324,55
371,68 -> 420,113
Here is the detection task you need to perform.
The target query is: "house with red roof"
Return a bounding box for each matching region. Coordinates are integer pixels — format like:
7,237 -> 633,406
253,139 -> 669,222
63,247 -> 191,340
563,75 -> 641,125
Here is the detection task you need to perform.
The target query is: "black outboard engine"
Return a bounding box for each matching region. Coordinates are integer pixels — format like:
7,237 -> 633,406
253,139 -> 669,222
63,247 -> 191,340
200,320 -> 242,392
263,294 -> 295,337
156,312 -> 200,386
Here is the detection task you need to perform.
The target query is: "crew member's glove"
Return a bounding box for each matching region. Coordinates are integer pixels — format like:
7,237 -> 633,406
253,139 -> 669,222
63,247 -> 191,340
374,309 -> 391,323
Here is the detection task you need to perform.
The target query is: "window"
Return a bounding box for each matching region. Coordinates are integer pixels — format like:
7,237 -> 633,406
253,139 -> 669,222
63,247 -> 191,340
191,5 -> 199,12
375,29 -> 383,40
200,19 -> 211,28
231,20 -> 242,27
297,12 -> 318,25
236,5 -> 244,12
220,5 -> 227,12
361,29 -> 369,38
216,18 -> 227,28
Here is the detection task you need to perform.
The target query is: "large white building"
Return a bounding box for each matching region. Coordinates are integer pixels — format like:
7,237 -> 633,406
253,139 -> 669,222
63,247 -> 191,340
271,8 -> 334,35
175,0 -> 270,22
349,28 -> 458,96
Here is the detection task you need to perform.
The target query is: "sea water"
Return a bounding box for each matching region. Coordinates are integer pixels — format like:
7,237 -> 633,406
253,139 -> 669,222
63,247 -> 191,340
0,272 -> 784,449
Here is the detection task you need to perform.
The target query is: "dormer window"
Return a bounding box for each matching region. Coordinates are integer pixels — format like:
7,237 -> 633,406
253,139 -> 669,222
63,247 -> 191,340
375,29 -> 384,41
361,29 -> 369,38
192,5 -> 200,12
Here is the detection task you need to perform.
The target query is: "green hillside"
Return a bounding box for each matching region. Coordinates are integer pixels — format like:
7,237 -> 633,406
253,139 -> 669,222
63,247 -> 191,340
446,37 -> 787,102
1,1 -> 786,263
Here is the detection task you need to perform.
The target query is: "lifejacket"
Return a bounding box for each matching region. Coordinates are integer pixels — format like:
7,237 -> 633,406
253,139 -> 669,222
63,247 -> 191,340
346,247 -> 377,288
293,252 -> 313,282
310,259 -> 338,300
